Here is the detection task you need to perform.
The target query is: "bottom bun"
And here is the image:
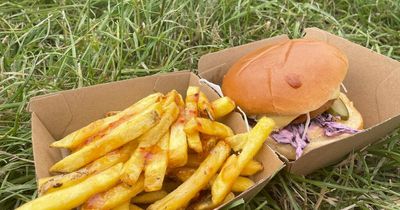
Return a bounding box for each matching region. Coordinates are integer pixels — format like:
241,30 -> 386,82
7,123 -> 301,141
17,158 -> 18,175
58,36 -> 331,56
265,93 -> 363,161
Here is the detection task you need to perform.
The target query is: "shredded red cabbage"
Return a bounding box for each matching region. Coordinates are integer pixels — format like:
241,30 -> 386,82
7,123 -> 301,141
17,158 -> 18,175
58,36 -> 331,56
271,123 -> 309,159
271,113 -> 359,159
313,113 -> 359,137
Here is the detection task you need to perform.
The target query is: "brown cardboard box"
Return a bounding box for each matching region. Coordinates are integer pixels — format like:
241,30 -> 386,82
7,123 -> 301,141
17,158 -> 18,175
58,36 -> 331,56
28,71 -> 284,209
198,27 -> 400,175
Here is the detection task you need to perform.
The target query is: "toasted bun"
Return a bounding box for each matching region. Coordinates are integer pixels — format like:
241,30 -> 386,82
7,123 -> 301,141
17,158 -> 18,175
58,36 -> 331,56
222,39 -> 349,116
265,93 -> 363,160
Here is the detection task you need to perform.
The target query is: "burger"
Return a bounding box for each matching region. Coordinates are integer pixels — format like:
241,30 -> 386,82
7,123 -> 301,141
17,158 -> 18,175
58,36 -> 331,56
221,39 -> 363,160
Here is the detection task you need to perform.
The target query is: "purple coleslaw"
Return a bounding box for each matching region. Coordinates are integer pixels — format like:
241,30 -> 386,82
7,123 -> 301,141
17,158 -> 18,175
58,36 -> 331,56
314,114 -> 359,137
271,113 -> 359,159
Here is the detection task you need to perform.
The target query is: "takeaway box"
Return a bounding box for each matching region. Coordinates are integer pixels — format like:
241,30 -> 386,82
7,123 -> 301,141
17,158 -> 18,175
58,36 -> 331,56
28,71 -> 284,209
198,27 -> 400,175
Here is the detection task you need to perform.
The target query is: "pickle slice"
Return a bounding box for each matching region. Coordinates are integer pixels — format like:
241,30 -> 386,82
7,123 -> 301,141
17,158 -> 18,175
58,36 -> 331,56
327,98 -> 349,120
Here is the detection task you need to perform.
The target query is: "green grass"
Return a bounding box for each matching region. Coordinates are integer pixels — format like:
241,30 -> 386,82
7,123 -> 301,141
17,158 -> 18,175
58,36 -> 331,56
1,0 -> 399,209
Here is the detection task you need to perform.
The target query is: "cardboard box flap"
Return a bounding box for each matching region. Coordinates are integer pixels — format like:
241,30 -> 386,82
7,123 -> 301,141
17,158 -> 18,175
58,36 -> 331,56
199,64 -> 229,86
31,113 -> 62,178
304,27 -> 400,127
198,35 -> 289,73
29,94 -> 73,141
153,71 -> 191,95
376,71 -> 400,121
29,71 -> 191,139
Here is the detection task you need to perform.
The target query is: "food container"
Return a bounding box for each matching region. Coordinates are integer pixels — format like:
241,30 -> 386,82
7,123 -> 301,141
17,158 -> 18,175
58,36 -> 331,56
198,27 -> 400,175
28,71 -> 285,209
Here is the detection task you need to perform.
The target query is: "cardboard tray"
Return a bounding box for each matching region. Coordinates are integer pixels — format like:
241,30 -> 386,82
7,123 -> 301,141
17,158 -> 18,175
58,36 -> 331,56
198,27 -> 400,175
28,71 -> 285,209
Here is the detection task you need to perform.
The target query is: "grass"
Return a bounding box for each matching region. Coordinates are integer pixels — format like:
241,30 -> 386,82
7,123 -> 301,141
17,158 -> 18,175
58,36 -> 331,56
0,0 -> 399,209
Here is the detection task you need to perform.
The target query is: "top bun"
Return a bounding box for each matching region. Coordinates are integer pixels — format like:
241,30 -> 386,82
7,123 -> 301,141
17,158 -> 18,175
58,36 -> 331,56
222,39 -> 349,116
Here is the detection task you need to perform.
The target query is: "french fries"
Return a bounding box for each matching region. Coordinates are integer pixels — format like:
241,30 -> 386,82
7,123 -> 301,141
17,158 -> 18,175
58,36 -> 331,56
112,202 -> 130,210
105,111 -> 120,117
202,136 -> 218,154
173,90 -> 185,107
132,190 -> 168,204
23,87 -> 275,210
162,90 -> 179,108
39,168 -> 90,196
129,204 -> 144,210
137,102 -> 179,147
191,192 -> 235,210
171,167 -> 254,193
225,133 -> 247,152
51,93 -> 162,149
122,103 -> 177,185
168,93 -> 188,168
211,154 -> 240,205
224,134 -> 264,175
185,86 -> 203,153
83,175 -> 144,210
144,132 -> 169,191
211,96 -> 236,119
17,163 -> 123,210
50,103 -> 162,173
185,153 -> 262,176
241,159 -> 263,176
231,176 -> 255,192
120,147 -> 146,186
198,91 -> 214,119
186,133 -> 203,153
168,167 -> 196,182
39,141 -> 137,195
37,177 -> 51,189
185,117 -> 234,138
168,121 -> 188,168
147,141 -> 231,210
185,153 -> 204,167
211,117 -> 275,204
162,181 -> 181,193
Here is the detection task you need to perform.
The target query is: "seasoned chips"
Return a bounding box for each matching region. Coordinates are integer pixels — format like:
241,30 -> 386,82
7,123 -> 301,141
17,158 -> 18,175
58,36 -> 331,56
19,87 -> 274,210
